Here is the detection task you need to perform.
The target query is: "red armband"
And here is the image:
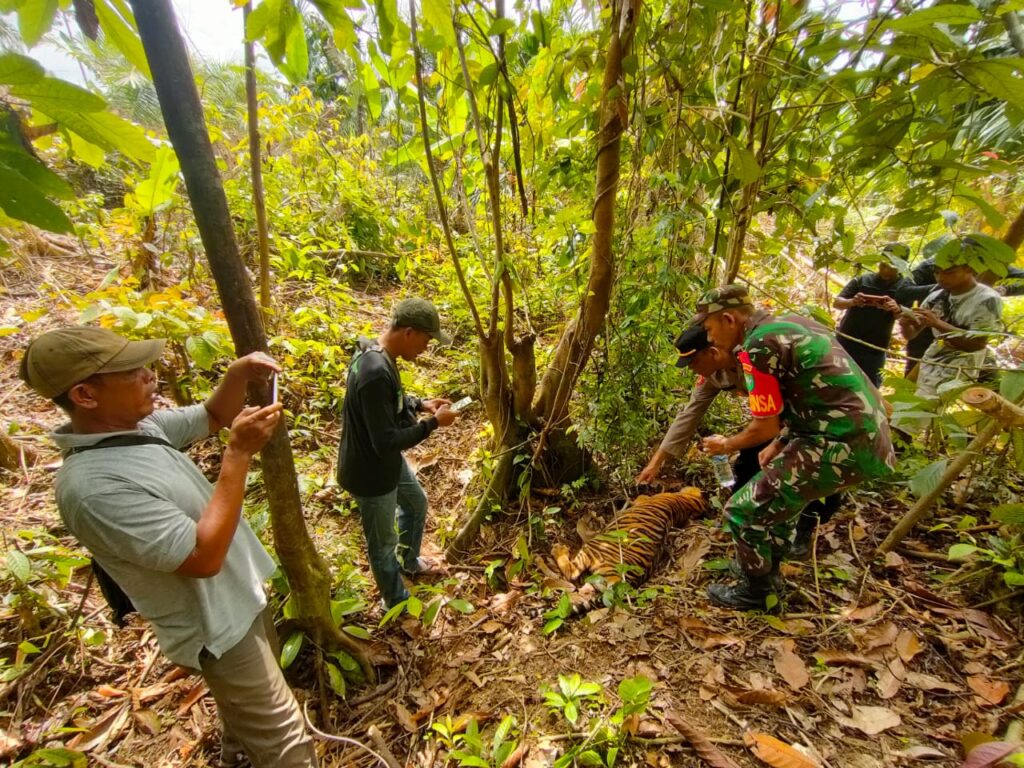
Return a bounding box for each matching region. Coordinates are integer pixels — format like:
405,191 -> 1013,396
738,350 -> 783,418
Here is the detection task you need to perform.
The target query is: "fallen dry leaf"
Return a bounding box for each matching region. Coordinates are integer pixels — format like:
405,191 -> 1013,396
132,708 -> 162,736
883,551 -> 905,568
844,602 -> 884,621
175,681 -> 208,717
95,684 -> 126,698
393,701 -> 418,732
813,650 -> 876,667
875,657 -> 904,700
834,704 -> 901,735
890,744 -> 947,760
855,621 -> 898,652
961,741 -> 1024,768
732,688 -> 789,707
895,630 -> 923,664
665,713 -> 743,768
743,732 -> 820,768
679,537 -> 711,573
968,676 -> 1011,706
68,702 -> 131,752
905,672 -> 961,693
772,639 -> 809,691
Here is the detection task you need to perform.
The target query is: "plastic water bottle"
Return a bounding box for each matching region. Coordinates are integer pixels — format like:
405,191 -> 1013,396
710,454 -> 735,488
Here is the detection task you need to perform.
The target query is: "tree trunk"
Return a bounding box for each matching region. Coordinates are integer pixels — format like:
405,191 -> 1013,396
1003,204 -> 1024,251
129,0 -> 372,679
532,0 -> 639,437
244,2 -> 272,313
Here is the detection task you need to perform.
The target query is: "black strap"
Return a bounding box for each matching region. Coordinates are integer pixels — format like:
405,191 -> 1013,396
64,433 -> 178,626
65,434 -> 176,456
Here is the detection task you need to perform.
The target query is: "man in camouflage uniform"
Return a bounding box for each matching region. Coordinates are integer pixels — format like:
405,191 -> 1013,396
698,285 -> 894,611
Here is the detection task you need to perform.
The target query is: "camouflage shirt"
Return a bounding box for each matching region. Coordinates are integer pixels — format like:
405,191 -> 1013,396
739,311 -> 891,447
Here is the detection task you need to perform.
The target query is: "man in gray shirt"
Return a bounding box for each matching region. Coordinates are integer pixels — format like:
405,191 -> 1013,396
19,327 -> 316,768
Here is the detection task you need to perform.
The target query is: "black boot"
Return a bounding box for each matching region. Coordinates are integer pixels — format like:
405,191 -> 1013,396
789,526 -> 814,561
707,571 -> 781,612
728,558 -> 783,591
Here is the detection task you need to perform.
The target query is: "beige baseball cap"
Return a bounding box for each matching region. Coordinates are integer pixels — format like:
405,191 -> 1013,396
19,327 -> 165,399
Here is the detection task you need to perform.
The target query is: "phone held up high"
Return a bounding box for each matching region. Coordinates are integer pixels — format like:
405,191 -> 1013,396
270,372 -> 279,405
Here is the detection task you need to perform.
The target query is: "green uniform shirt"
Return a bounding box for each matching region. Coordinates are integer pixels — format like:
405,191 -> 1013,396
740,311 -> 892,459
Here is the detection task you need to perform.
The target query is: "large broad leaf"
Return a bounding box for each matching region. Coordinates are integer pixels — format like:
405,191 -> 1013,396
1001,370 -> 1024,402
0,166 -> 73,232
281,6 -> 309,84
886,208 -> 939,228
94,0 -> 152,78
127,145 -> 180,216
909,458 -> 949,499
958,59 -> 1024,110
887,4 -> 983,31
39,107 -> 155,164
730,141 -> 761,185
0,52 -> 45,84
248,0 -> 308,83
0,149 -> 74,199
422,0 -> 456,46
992,504 -> 1024,527
10,76 -> 108,113
17,0 -> 59,46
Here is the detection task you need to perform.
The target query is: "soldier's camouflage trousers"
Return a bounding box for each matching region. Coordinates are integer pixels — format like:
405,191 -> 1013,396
723,434 -> 893,577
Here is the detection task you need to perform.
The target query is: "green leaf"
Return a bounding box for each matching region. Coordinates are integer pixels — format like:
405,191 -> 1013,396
325,660 -> 347,697
7,549 -> 31,582
578,750 -> 605,767
281,5 -> 309,84
564,700 -> 578,724
1004,572 -> 1024,587
1001,371 -> 1024,402
13,748 -> 87,767
488,17 -> 515,36
127,145 -> 180,216
888,4 -> 983,30
446,598 -> 474,614
0,52 -> 45,85
992,504 -> 1024,527
342,624 -> 371,639
94,0 -> 152,78
909,458 -> 949,499
329,650 -> 360,673
422,0 -> 455,45
958,59 -> 1024,110
279,630 -> 304,668
40,108 -> 155,164
543,617 -> 563,634
0,166 -> 73,232
185,335 -> 218,370
730,142 -> 761,184
362,62 -> 382,121
886,208 -> 939,228
17,0 -> 59,46
948,543 -> 979,560
10,76 -> 107,114
0,149 -> 73,199
407,593 -> 422,618
617,675 -> 653,705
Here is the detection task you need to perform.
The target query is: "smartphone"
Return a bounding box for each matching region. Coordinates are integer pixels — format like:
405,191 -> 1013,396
451,396 -> 473,412
270,372 -> 279,404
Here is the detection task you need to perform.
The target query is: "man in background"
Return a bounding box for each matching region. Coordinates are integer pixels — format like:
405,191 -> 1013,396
337,298 -> 458,609
833,242 -> 932,385
20,327 -> 316,768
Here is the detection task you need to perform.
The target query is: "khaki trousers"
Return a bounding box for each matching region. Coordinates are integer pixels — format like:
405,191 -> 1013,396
199,608 -> 317,768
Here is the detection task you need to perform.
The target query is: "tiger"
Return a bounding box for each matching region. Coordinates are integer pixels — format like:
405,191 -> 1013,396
550,488 -> 706,590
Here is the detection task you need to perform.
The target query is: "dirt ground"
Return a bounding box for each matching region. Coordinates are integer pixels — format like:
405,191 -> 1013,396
2,240 -> 1023,768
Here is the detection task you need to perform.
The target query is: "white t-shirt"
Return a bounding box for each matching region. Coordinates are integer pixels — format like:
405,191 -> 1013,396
53,405 -> 275,668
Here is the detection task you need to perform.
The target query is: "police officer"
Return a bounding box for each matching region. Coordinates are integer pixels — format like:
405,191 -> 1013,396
638,321 -> 842,560
697,285 -> 894,611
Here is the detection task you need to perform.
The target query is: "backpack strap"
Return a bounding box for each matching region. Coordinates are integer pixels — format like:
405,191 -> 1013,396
65,434 -> 176,457
63,433 -> 179,626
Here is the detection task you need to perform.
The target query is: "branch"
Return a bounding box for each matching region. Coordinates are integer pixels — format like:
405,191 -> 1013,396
409,0 -> 485,339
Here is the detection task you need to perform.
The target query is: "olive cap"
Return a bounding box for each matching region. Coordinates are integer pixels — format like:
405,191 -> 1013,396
19,327 -> 165,399
392,297 -> 451,345
691,284 -> 752,323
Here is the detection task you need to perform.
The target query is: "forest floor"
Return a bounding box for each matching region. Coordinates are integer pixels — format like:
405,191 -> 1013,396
2,240 -> 1024,768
